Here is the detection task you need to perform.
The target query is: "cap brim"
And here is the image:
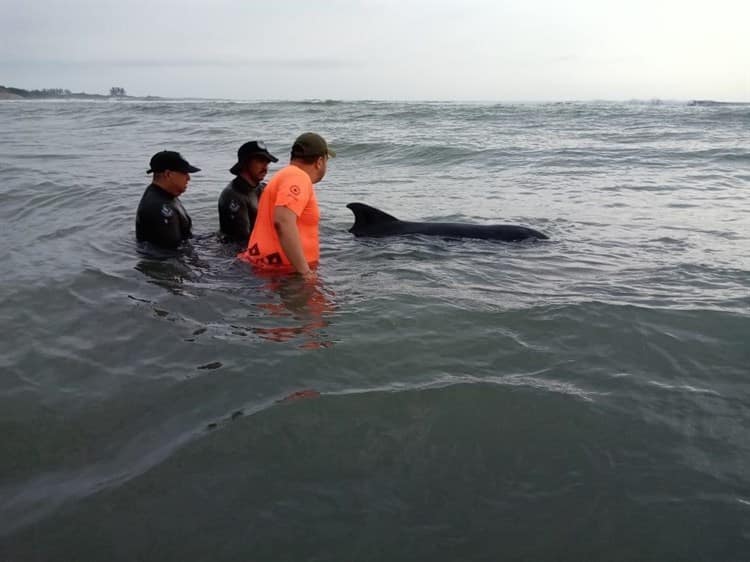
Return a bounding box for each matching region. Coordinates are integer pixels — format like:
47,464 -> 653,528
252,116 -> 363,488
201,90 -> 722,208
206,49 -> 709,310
327,148 -> 336,158
146,164 -> 200,174
253,151 -> 278,163
233,153 -> 279,171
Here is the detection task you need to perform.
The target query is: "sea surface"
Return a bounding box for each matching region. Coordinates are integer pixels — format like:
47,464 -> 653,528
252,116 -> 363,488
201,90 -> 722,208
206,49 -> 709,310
0,99 -> 749,561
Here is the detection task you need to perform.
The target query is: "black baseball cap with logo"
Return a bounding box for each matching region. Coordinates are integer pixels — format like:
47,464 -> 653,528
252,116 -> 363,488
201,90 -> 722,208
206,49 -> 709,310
291,132 -> 336,159
147,151 -> 201,174
229,140 -> 279,175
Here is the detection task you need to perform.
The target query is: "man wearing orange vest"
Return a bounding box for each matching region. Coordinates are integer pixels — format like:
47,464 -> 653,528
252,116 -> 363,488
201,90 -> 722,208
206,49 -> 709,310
238,132 -> 335,279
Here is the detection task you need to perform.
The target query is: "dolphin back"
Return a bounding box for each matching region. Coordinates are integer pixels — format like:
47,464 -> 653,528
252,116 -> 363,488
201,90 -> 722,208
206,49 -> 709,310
346,202 -> 400,236
346,202 -> 548,241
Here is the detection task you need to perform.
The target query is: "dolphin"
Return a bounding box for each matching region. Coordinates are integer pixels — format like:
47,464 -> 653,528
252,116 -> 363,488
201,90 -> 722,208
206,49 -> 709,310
346,203 -> 548,241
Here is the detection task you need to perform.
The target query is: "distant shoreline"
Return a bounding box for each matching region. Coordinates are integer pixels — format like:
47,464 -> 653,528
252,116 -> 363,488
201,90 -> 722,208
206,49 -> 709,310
1,85 -> 747,105
0,85 -> 160,101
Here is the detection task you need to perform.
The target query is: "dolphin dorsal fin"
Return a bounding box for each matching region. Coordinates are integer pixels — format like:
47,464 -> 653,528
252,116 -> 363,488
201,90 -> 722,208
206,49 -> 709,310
346,202 -> 399,231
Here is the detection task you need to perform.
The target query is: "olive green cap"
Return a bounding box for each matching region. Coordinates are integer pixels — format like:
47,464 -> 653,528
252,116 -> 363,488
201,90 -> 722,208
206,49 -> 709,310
291,132 -> 336,159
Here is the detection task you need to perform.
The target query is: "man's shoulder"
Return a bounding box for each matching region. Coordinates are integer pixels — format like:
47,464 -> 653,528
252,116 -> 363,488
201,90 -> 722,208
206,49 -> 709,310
278,165 -> 308,178
139,185 -> 181,218
139,184 -> 169,209
218,180 -> 236,200
139,199 -> 179,221
142,183 -> 174,200
220,179 -> 253,207
273,166 -> 312,189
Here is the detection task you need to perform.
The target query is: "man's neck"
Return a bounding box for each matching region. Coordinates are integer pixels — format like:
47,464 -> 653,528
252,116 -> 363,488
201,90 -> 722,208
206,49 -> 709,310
290,160 -> 317,183
238,173 -> 258,188
152,179 -> 179,197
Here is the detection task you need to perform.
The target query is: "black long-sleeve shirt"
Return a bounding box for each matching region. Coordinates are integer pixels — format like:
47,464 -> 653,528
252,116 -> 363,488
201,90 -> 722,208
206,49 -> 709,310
135,184 -> 192,249
217,177 -> 265,243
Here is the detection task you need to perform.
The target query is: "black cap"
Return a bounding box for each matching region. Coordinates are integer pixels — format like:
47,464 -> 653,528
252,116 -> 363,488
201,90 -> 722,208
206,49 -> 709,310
229,140 -> 279,175
291,132 -> 336,159
147,151 -> 200,174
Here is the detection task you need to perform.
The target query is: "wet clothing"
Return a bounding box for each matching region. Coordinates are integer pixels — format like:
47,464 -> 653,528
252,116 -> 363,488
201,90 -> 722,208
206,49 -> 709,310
218,177 -> 265,243
135,183 -> 192,249
239,165 -> 320,270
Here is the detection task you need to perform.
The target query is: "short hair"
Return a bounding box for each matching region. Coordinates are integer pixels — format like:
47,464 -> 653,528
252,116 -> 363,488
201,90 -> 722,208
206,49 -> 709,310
291,153 -> 322,165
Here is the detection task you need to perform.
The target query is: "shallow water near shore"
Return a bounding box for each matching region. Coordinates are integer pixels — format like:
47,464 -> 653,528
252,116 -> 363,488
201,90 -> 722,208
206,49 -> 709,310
1,99 -> 749,561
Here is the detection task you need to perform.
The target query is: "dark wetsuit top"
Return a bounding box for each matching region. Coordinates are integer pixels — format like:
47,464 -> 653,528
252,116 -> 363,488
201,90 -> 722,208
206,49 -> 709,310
135,183 -> 192,249
218,177 -> 265,243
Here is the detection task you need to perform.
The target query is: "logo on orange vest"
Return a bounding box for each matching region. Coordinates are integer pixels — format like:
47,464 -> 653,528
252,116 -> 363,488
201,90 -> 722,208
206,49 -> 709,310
289,185 -> 301,196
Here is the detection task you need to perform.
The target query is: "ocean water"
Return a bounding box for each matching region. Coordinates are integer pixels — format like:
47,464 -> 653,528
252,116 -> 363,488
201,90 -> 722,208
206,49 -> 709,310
0,99 -> 749,561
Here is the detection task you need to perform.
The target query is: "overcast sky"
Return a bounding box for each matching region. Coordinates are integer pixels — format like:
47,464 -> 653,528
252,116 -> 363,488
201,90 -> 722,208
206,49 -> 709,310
1,0 -> 748,101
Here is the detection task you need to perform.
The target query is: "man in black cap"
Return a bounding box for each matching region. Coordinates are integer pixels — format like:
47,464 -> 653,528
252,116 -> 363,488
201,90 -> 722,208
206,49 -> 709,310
218,140 -> 278,243
136,150 -> 200,249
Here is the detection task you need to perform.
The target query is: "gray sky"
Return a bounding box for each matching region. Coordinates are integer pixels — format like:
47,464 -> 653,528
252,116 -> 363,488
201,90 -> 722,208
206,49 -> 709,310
1,0 -> 748,101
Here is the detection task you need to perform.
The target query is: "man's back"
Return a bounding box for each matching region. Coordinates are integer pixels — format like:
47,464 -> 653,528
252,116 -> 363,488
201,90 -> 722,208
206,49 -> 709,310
240,165 -> 320,269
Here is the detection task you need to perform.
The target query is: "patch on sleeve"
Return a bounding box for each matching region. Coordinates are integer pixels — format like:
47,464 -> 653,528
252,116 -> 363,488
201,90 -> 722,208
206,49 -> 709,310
161,204 -> 174,218
229,199 -> 240,213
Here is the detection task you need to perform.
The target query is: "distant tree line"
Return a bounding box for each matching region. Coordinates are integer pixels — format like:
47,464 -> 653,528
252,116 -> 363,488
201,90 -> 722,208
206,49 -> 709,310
0,85 -> 130,98
0,85 -> 73,97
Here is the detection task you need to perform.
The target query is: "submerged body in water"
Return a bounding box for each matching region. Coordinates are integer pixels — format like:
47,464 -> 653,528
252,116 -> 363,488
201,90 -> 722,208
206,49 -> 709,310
347,202 -> 548,241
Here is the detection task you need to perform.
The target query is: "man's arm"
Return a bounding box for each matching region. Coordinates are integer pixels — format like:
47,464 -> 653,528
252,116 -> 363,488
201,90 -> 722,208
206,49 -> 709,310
219,194 -> 251,241
274,206 -> 313,277
141,204 -> 184,249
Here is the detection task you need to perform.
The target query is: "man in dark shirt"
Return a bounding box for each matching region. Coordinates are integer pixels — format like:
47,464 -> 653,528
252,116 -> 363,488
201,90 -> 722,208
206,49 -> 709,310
136,150 -> 200,249
218,140 -> 278,243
